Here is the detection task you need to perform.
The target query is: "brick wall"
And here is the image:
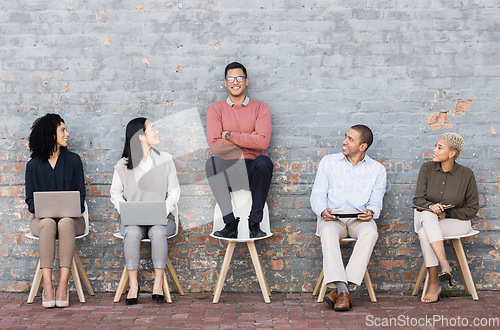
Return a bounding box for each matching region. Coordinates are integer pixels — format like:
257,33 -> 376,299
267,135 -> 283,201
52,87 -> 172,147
1,1 -> 498,293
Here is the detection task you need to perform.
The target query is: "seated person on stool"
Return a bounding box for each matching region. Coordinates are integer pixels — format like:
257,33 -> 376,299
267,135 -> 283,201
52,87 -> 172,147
205,62 -> 273,239
310,125 -> 387,312
25,114 -> 86,308
413,133 -> 479,303
110,118 -> 180,304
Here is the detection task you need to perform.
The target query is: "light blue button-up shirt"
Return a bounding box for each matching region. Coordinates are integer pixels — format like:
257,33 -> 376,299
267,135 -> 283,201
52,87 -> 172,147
310,153 -> 387,219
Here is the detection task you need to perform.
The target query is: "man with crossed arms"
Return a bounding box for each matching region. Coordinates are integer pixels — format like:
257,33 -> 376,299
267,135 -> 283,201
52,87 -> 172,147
206,62 -> 273,239
310,125 -> 386,311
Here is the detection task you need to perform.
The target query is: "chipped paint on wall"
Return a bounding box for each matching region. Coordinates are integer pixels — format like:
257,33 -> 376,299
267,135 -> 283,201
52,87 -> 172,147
454,99 -> 474,117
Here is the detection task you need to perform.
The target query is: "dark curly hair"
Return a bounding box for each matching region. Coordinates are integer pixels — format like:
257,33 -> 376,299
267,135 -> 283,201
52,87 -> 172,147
122,117 -> 147,170
29,113 -> 65,161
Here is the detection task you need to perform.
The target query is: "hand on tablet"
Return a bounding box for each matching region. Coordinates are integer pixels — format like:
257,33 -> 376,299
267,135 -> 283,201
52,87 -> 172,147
321,208 -> 339,221
357,209 -> 373,221
429,203 -> 446,214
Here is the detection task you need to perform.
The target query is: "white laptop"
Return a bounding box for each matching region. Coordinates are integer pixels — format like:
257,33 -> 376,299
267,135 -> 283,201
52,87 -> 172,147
33,191 -> 82,218
120,201 -> 168,226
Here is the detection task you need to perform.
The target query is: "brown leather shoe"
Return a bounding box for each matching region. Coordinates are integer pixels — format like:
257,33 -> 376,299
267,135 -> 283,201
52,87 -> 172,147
323,290 -> 338,309
334,291 -> 352,312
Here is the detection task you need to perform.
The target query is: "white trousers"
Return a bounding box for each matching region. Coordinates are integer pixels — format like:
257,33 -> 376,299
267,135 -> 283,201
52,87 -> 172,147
317,217 -> 378,286
417,211 -> 472,267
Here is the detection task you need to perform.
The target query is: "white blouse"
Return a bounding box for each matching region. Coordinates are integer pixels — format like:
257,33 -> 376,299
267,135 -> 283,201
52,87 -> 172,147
110,154 -> 180,217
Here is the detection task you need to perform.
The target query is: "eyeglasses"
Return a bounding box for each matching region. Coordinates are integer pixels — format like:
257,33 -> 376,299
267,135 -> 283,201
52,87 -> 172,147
225,76 -> 246,83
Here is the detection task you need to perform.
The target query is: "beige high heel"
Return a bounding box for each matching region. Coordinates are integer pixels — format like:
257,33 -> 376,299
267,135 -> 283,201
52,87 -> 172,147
421,287 -> 442,304
42,288 -> 56,308
55,287 -> 69,308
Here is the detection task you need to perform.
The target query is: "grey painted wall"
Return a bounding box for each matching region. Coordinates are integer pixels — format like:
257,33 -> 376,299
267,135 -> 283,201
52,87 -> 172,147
0,1 -> 498,293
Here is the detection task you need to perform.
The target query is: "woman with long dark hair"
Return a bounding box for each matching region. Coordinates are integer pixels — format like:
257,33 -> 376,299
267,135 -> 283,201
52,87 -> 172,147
25,113 -> 86,308
110,118 -> 180,304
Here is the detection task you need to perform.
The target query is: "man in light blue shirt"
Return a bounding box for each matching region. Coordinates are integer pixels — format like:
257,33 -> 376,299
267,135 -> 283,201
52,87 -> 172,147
310,125 -> 386,312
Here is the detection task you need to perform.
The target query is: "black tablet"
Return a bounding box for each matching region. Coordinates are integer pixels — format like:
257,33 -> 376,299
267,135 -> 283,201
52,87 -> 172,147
330,212 -> 363,218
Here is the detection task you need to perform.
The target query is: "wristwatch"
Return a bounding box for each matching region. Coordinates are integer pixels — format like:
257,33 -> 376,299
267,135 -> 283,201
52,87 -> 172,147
224,131 -> 231,140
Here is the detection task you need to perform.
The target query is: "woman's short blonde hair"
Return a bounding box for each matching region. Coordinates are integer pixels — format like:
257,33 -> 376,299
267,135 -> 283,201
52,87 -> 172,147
440,132 -> 465,158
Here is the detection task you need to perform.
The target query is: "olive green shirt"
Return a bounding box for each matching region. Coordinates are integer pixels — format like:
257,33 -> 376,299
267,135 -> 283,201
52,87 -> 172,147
413,161 -> 479,220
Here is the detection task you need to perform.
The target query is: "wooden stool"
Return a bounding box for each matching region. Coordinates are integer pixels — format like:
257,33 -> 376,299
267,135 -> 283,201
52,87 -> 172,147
112,238 -> 184,303
113,206 -> 184,303
412,210 -> 479,300
26,201 -> 94,303
211,190 -> 272,304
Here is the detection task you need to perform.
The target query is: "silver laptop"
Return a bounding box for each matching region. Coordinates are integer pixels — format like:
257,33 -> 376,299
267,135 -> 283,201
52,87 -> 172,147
33,191 -> 82,218
120,201 -> 168,226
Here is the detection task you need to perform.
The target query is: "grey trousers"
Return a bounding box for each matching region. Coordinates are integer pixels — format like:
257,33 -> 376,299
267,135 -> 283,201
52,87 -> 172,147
120,219 -> 176,270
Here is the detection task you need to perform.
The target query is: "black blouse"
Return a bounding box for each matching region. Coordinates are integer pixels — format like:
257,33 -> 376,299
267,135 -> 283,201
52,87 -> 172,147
25,148 -> 86,215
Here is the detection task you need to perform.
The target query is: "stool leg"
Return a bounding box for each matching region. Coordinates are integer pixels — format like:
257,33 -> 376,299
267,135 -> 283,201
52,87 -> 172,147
166,258 -> 185,295
247,241 -> 271,303
313,269 -> 324,296
264,271 -> 271,298
259,250 -> 271,298
73,251 -> 94,295
450,239 -> 479,300
451,240 -> 469,293
413,263 -> 427,296
36,279 -> 43,297
317,280 -> 327,303
163,271 -> 172,303
71,256 -> 86,302
213,241 -> 236,304
421,270 -> 430,299
114,266 -> 129,303
27,260 -> 43,304
364,269 -> 377,302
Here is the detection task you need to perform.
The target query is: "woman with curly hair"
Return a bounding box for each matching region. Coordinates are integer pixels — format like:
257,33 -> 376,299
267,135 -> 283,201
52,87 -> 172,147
25,113 -> 86,308
413,132 -> 479,303
110,118 -> 179,304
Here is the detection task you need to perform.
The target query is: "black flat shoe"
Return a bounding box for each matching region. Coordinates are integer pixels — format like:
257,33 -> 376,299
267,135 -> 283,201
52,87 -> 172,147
152,294 -> 165,303
126,286 -> 140,305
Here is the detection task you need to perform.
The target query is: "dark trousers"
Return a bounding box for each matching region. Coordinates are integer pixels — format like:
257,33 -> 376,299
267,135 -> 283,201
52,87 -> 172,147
205,155 -> 273,224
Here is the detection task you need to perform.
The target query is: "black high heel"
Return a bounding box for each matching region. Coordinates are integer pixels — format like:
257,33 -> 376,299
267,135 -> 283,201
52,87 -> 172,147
152,293 -> 165,303
438,271 -> 453,286
126,285 -> 140,305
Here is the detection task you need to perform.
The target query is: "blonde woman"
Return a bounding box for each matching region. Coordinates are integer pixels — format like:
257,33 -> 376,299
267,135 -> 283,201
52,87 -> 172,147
413,133 -> 479,303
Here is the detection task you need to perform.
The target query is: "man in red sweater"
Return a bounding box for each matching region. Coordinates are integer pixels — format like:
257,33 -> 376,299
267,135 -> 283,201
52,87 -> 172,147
206,62 -> 273,238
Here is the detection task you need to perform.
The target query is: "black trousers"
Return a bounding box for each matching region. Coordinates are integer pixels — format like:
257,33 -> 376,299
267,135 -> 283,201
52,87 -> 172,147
205,155 -> 273,224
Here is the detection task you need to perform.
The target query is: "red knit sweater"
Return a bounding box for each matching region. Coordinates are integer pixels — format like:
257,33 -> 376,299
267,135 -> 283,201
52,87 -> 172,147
206,98 -> 272,160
